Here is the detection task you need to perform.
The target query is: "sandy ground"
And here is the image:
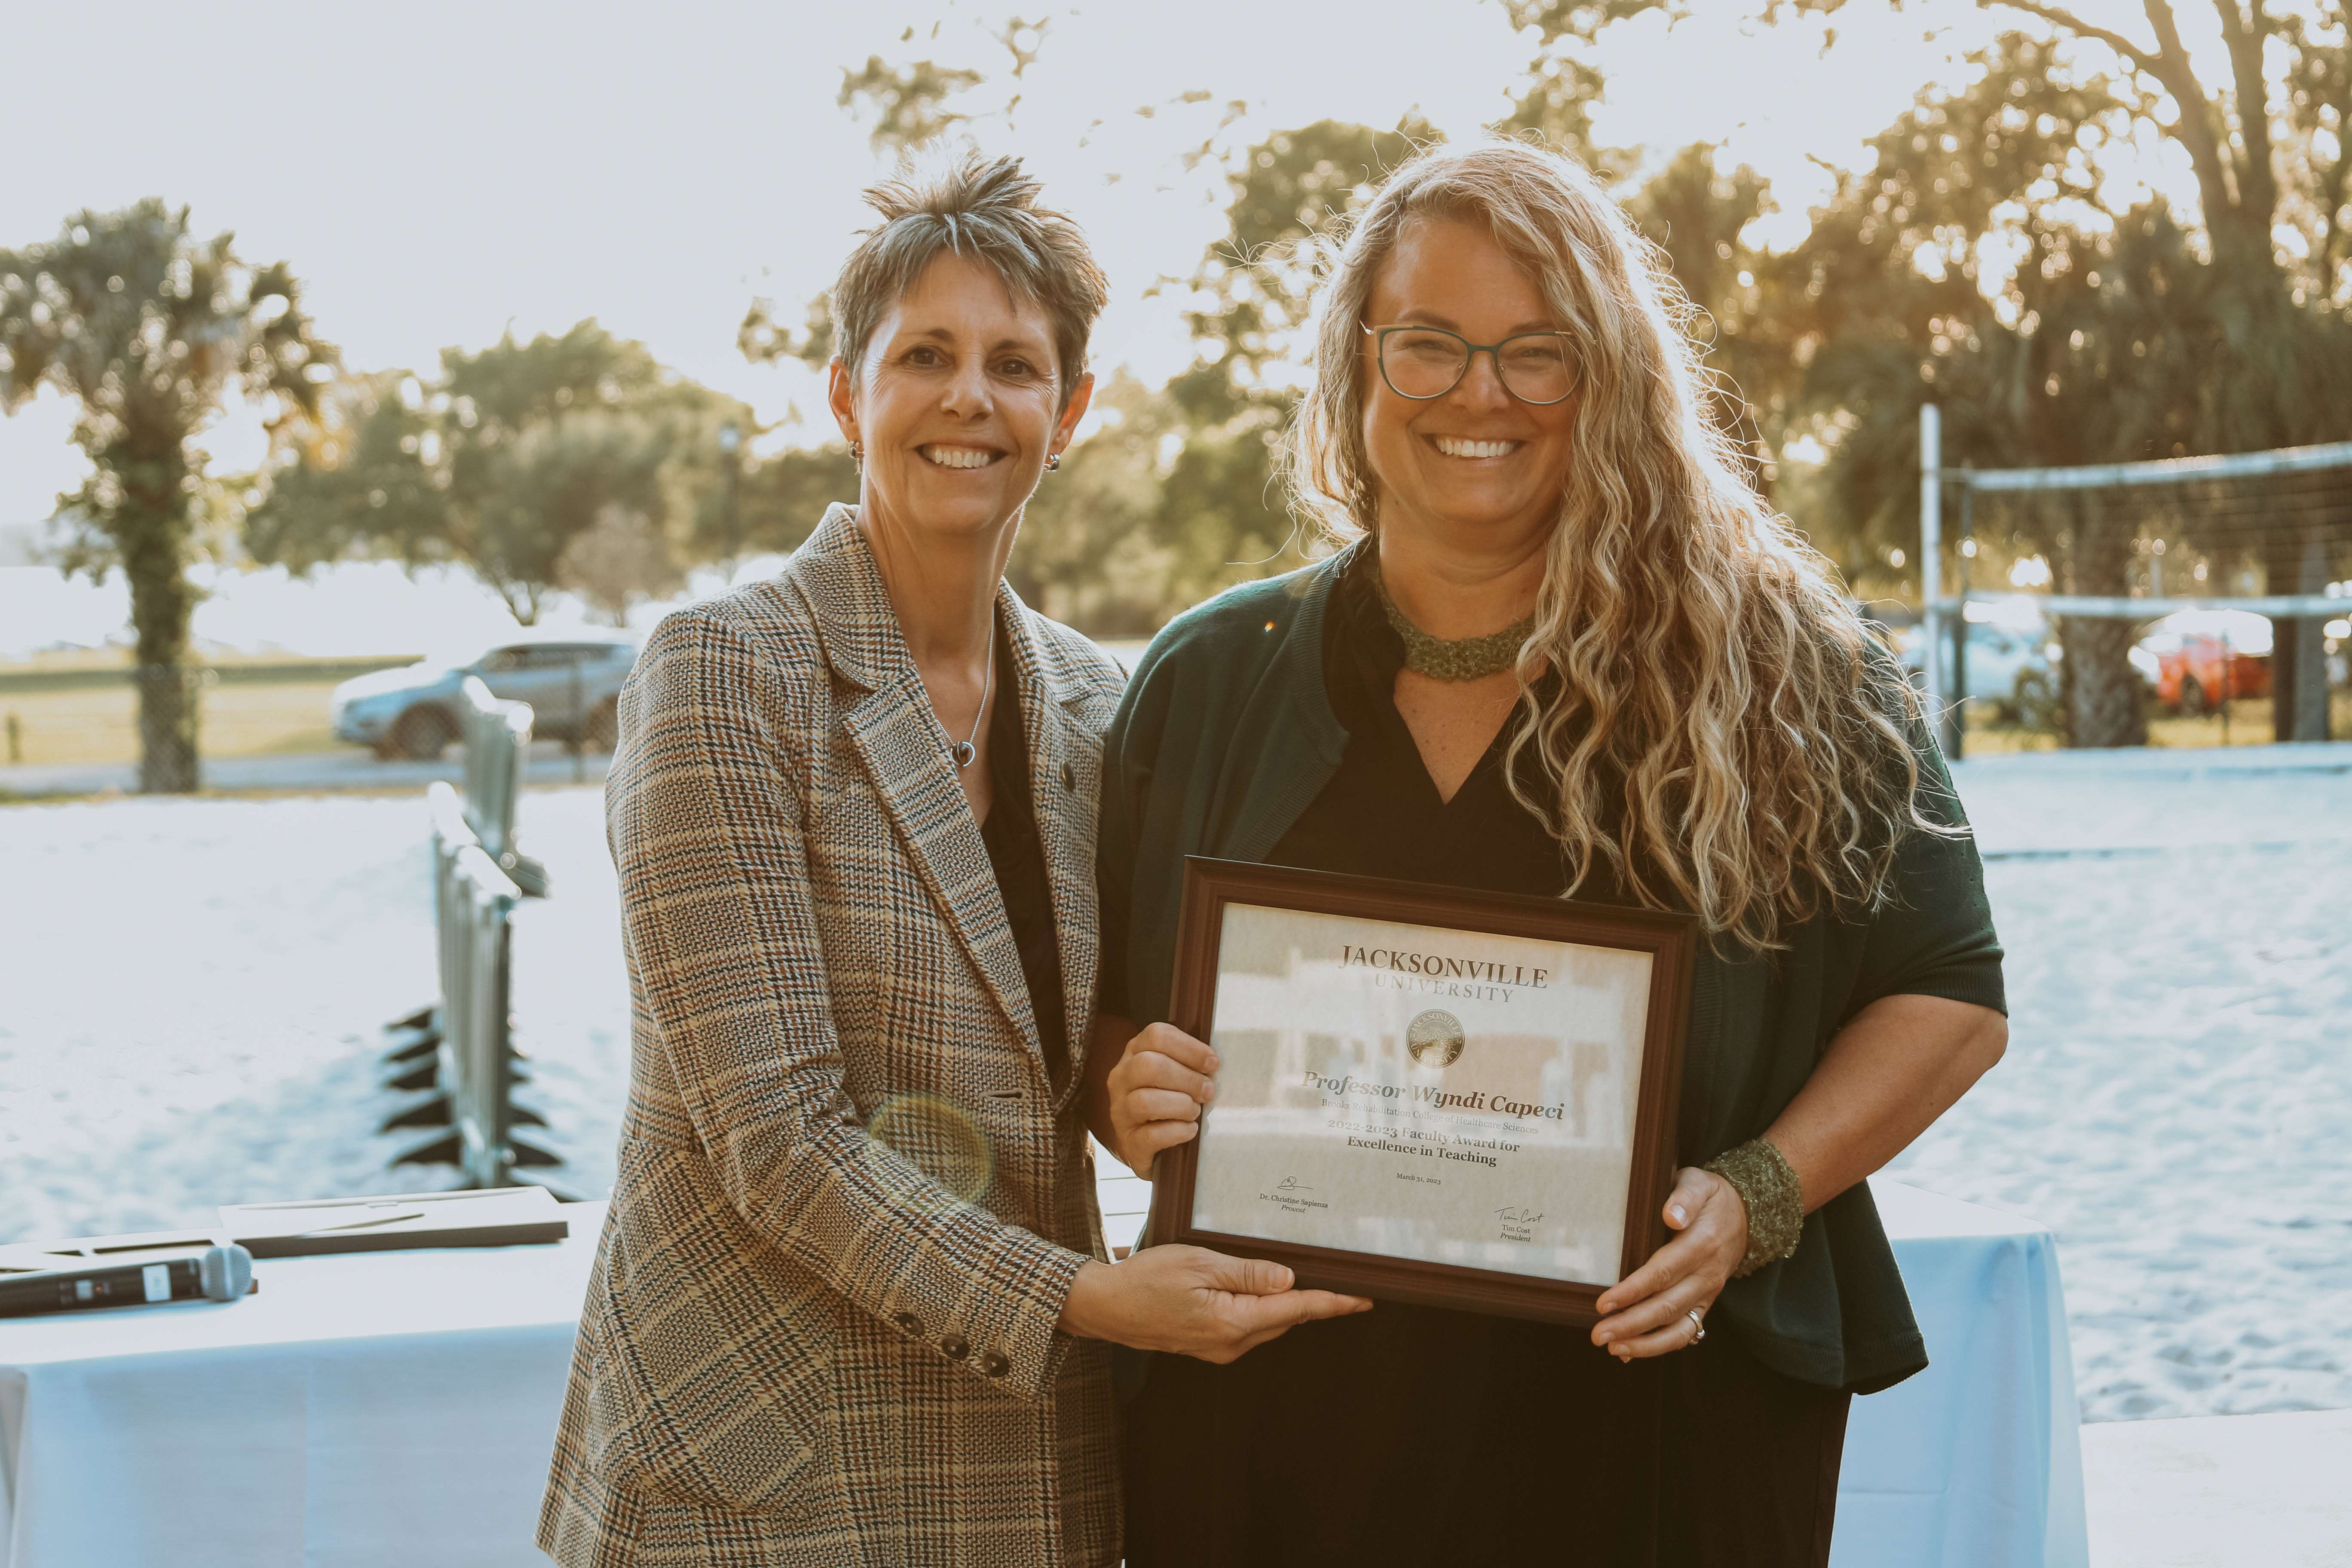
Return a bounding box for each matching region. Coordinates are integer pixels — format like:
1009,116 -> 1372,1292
2,748 -> 2347,1423
1894,747 -> 2352,1421
2081,1408 -> 2352,1566
0,788 -> 630,1240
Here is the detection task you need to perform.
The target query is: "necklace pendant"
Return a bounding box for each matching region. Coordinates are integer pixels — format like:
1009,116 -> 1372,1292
952,741 -> 978,770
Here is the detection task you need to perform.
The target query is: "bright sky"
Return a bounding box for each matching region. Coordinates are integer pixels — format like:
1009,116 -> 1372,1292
0,0 -> 2071,536
7,0 -> 2248,674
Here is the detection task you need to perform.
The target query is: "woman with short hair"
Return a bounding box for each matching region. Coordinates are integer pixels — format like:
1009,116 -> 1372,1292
540,152 -> 1361,1568
1092,138 -> 2009,1566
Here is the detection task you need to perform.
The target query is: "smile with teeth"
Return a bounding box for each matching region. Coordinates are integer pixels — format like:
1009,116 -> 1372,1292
920,444 -> 1004,469
1429,436 -> 1522,459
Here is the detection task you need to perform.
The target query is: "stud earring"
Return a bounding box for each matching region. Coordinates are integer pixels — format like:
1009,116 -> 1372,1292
1045,452 -> 1061,472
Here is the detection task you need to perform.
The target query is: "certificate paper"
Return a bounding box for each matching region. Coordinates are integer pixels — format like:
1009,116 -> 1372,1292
1151,858 -> 1694,1323
1190,902 -> 1653,1285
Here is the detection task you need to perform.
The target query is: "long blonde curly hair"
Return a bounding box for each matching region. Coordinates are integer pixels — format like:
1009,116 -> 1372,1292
1288,138 -> 1944,953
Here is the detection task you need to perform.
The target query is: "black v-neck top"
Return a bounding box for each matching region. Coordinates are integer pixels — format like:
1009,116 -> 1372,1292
1268,552 -> 1573,894
979,619 -> 1070,1092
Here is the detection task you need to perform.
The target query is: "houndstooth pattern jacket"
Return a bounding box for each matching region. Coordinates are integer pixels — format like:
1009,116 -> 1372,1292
539,505 -> 1127,1568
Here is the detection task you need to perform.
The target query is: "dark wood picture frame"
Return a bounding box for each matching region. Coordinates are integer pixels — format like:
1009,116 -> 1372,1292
1144,856 -> 1697,1326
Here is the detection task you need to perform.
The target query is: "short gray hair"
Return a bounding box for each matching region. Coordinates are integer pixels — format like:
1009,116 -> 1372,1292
832,152 -> 1108,402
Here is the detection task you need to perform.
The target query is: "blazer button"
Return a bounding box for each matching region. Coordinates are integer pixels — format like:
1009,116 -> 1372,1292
1059,760 -> 1076,791
980,1351 -> 1011,1378
894,1313 -> 924,1336
940,1333 -> 971,1360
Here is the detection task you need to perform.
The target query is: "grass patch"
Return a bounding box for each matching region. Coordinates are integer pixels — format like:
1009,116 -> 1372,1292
0,680 -> 346,766
1956,692 -> 2352,754
0,651 -> 419,695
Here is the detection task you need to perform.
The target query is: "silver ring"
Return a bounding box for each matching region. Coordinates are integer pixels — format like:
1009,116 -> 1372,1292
1685,1308 -> 1706,1344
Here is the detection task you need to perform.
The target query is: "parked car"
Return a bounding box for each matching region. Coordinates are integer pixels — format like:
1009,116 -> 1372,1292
331,633 -> 638,760
2139,609 -> 2272,714
1899,613 -> 2060,719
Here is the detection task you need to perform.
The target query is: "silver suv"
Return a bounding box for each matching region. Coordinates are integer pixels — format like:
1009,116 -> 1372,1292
331,634 -> 638,760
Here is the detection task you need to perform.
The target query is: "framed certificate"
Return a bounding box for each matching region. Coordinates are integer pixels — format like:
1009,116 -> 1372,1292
1144,857 -> 1697,1325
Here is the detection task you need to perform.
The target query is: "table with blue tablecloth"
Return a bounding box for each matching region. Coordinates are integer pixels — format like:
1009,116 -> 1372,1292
0,1176 -> 2086,1568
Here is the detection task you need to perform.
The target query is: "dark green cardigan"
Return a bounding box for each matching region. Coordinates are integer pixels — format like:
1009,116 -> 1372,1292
1095,548 -> 2006,1395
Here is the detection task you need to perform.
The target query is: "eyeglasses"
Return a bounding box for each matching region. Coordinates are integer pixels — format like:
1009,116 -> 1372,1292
1362,322 -> 1581,406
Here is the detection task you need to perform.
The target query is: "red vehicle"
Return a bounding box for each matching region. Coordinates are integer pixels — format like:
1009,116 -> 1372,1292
2141,611 -> 2273,714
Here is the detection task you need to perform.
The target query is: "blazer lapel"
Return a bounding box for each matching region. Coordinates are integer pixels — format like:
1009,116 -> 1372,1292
792,508 -> 1044,1070
1000,590 -> 1105,1105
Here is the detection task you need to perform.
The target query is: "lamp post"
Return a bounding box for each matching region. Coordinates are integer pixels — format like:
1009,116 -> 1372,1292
717,419 -> 743,576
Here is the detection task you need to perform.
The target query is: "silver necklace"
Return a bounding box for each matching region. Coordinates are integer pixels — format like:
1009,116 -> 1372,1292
951,633 -> 995,770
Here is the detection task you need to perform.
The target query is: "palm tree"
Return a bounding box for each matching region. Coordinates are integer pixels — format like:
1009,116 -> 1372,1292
1,201 -> 333,791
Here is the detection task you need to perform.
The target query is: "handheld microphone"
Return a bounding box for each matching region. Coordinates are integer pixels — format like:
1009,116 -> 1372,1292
0,1244 -> 254,1317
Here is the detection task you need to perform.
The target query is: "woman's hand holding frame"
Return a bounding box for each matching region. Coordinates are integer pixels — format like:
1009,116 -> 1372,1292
1102,1021 -> 1217,1178
1590,1166 -> 1749,1359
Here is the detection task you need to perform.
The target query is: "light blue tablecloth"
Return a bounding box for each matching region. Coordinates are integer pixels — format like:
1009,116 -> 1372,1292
1835,1180 -> 2089,1568
0,1178 -> 2086,1568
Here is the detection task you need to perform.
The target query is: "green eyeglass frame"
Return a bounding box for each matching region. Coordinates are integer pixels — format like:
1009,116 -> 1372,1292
1361,322 -> 1582,406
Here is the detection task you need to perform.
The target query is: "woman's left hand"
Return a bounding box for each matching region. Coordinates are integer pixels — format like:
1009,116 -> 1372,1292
1589,1166 -> 1749,1361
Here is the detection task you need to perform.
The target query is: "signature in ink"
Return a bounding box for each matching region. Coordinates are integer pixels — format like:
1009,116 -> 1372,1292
1493,1206 -> 1545,1225
1276,1176 -> 1319,1195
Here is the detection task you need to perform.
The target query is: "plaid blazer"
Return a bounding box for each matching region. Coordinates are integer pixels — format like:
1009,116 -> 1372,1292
540,505 -> 1127,1568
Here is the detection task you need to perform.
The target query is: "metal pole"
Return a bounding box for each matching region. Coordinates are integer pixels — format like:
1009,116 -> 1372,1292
1951,475 -> 1972,761
1920,404 -> 1955,756
2220,628 -> 2233,746
569,656 -> 585,785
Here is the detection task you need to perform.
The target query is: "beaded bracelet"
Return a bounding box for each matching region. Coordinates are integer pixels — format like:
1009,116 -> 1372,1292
1703,1137 -> 1805,1278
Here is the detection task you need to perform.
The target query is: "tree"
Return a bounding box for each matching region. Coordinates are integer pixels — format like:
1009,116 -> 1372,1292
1757,0 -> 2352,738
557,503 -> 685,626
741,30 -> 1054,375
1768,28 -> 2352,744
1773,40 -> 2179,744
251,321 -> 746,625
0,200 -> 334,791
1155,118 -> 1440,596
1941,0 -> 2352,741
448,409 -> 671,624
732,443 -> 861,558
1494,39 -> 1806,500
243,373 -> 445,572
839,16 -> 1053,154
839,55 -> 985,154
1621,143 -> 1787,494
1508,0 -> 2352,740
1009,372 -> 1187,634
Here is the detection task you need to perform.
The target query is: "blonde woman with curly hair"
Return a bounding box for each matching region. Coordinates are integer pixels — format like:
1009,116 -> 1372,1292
1087,138 -> 2008,1566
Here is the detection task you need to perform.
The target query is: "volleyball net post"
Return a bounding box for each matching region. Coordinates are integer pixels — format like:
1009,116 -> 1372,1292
1919,404 -> 1957,759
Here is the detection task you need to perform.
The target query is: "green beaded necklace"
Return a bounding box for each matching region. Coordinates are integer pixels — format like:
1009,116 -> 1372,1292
1369,557 -> 1537,682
